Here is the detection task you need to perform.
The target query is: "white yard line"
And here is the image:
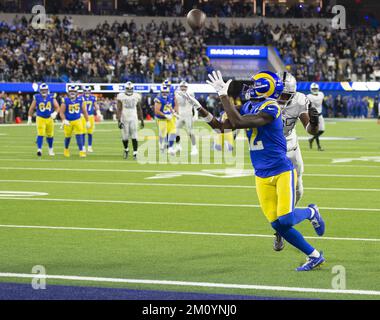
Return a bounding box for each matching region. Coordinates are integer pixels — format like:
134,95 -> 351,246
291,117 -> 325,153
1,179 -> 380,192
1,166 -> 380,178
0,224 -> 379,242
0,272 -> 378,296
0,196 -> 379,212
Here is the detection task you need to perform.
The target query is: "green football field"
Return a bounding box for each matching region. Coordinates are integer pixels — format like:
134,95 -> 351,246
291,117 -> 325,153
0,119 -> 379,300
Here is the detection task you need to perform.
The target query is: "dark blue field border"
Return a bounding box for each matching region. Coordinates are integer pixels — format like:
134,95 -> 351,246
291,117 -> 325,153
0,282 -> 298,300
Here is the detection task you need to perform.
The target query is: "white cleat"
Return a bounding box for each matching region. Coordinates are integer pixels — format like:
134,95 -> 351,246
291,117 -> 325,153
48,149 -> 55,156
87,146 -> 93,153
191,146 -> 198,156
168,147 -> 176,156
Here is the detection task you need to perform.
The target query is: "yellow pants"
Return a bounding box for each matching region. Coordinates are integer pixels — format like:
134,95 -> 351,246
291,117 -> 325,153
255,169 -> 297,223
81,115 -> 95,134
36,116 -> 54,137
64,118 -> 84,138
215,131 -> 234,150
157,117 -> 176,138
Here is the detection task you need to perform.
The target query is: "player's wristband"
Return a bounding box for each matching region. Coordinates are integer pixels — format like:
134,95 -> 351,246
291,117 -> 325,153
203,112 -> 214,123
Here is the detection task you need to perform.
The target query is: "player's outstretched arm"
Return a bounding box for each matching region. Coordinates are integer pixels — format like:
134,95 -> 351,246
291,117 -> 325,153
27,99 -> 36,124
176,90 -> 233,132
301,100 -> 319,135
207,71 -> 273,129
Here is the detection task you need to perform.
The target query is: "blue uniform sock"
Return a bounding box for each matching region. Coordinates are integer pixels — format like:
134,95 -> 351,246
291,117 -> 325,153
76,134 -> 84,151
168,134 -> 176,148
279,208 -> 312,227
64,137 -> 71,149
82,134 -> 86,147
36,136 -> 43,149
271,220 -> 314,255
88,134 -> 93,147
46,137 -> 54,149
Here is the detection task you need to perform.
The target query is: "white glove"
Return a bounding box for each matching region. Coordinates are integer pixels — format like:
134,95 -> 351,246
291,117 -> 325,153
86,121 -> 91,129
165,113 -> 173,120
62,119 -> 70,126
206,70 -> 232,96
27,116 -> 32,125
51,111 -> 57,120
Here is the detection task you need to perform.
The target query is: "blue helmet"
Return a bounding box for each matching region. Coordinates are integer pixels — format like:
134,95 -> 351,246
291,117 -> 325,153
244,71 -> 284,100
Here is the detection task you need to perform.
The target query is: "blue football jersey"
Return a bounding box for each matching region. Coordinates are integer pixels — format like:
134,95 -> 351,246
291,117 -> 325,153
34,94 -> 55,118
63,96 -> 84,121
154,94 -> 175,120
240,99 -> 293,178
82,95 -> 97,116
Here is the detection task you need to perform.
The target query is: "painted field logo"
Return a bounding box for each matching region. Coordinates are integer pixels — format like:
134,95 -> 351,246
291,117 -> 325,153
0,191 -> 48,197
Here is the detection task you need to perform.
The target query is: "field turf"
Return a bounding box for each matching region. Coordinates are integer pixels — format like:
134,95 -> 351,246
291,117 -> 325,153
0,119 -> 379,300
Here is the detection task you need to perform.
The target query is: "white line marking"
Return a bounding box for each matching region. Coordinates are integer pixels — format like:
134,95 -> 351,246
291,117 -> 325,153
0,166 -> 380,178
0,272 -> 378,296
0,224 -> 378,242
1,179 -> 380,192
0,191 -> 48,197
0,196 -> 379,212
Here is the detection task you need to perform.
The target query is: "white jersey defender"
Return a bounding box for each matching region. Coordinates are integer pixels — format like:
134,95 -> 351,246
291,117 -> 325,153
278,72 -> 309,203
307,87 -> 325,131
117,90 -> 142,140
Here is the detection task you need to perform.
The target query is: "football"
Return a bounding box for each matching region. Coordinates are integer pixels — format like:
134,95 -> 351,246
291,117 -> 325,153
186,9 -> 206,31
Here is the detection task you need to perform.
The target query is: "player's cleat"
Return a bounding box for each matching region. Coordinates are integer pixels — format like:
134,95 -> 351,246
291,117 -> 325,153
191,145 -> 198,156
308,138 -> 313,149
175,144 -> 182,153
87,146 -> 93,153
133,152 -> 138,160
296,252 -> 325,271
168,146 -> 176,156
37,149 -> 42,157
63,148 -> 70,157
124,149 -> 129,159
48,149 -> 55,156
273,232 -> 285,251
318,147 -> 324,151
79,151 -> 87,158
308,204 -> 325,236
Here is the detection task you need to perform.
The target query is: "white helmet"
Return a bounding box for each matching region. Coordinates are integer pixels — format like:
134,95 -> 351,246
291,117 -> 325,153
310,82 -> 319,95
83,85 -> 91,96
179,81 -> 188,91
277,71 -> 296,104
125,81 -> 134,96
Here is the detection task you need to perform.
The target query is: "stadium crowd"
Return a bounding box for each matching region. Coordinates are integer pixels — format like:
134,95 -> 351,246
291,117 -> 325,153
0,15 -> 379,84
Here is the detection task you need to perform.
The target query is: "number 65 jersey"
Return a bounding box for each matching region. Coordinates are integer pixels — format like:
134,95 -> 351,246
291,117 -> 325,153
63,96 -> 84,121
240,98 -> 293,178
279,92 -> 309,152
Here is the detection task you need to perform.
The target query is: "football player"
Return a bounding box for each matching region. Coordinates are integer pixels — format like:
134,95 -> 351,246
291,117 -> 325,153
116,82 -> 144,160
60,85 -> 90,158
307,83 -> 325,151
174,81 -> 198,155
154,85 -> 177,155
81,85 -> 101,153
273,72 -> 320,251
182,70 -> 326,271
27,83 -> 60,157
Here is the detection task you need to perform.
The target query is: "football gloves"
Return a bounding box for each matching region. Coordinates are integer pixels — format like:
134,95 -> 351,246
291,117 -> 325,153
206,70 -> 232,97
51,111 -> 58,120
118,120 -> 124,129
86,121 -> 91,129
62,119 -> 70,126
308,105 -> 319,126
27,116 -> 32,125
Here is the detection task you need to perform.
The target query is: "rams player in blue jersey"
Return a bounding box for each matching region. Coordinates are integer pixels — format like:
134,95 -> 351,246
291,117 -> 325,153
60,85 -> 91,158
154,85 -> 178,155
182,70 -> 326,271
27,83 -> 60,157
81,85 -> 101,153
